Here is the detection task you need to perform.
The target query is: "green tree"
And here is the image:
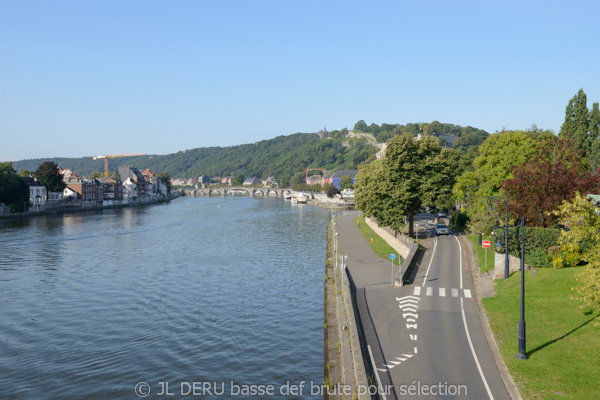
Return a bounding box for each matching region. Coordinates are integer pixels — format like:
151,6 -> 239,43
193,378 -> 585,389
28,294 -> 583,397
589,102 -> 600,170
0,162 -> 30,212
353,120 -> 367,132
231,174 -> 244,186
90,171 -> 103,179
454,130 -> 538,233
560,88 -> 591,158
34,161 -> 66,194
158,172 -> 172,193
355,134 -> 461,236
18,169 -> 31,177
339,176 -> 353,190
553,192 -> 600,320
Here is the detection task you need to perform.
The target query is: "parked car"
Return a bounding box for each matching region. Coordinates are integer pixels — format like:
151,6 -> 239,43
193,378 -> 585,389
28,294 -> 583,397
437,211 -> 447,218
436,223 -> 449,235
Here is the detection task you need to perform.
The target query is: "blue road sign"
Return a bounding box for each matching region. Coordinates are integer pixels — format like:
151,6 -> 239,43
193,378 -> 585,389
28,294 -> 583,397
390,254 -> 396,260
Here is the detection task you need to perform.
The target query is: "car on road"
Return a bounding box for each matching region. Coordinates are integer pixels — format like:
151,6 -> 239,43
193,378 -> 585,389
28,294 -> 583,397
437,211 -> 447,218
436,223 -> 449,235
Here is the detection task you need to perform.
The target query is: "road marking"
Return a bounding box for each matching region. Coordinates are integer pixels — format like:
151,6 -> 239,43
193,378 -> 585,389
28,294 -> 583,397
414,347 -> 418,354
464,289 -> 472,298
413,286 -> 421,296
390,361 -> 401,365
426,287 -> 433,296
460,297 -> 494,399
410,334 -> 417,340
406,318 -> 416,323
454,236 -> 463,289
402,313 -> 418,319
452,288 -> 459,297
396,357 -> 407,361
407,324 -> 417,329
368,345 -> 388,400
402,354 -> 414,358
422,237 -> 438,287
439,288 -> 446,297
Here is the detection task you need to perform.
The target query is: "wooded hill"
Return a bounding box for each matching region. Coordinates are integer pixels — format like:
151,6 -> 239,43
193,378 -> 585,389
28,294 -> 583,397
12,122 -> 489,184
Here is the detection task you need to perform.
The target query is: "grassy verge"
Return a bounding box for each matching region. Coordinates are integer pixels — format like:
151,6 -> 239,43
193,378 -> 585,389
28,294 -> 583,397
353,215 -> 399,261
482,267 -> 600,399
466,234 -> 495,273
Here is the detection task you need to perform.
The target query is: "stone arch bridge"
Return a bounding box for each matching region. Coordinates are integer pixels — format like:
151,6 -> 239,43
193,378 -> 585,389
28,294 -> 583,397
184,187 -> 291,198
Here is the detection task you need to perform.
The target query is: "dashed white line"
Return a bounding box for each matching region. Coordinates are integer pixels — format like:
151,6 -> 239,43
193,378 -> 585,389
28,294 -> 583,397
452,288 -> 459,297
464,289 -> 472,299
439,288 -> 446,297
413,286 -> 421,296
426,287 -> 433,296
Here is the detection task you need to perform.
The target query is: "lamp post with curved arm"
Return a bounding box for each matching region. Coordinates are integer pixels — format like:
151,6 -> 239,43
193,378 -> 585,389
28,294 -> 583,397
492,215 -> 528,360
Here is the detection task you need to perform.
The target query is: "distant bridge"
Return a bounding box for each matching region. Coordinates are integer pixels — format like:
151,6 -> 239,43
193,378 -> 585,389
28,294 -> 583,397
184,187 -> 292,198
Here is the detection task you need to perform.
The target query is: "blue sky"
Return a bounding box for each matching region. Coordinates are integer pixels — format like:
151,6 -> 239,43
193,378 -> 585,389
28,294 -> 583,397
2,0 -> 599,161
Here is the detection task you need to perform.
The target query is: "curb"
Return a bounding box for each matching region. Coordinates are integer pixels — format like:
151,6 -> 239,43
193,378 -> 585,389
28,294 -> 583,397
463,237 -> 522,400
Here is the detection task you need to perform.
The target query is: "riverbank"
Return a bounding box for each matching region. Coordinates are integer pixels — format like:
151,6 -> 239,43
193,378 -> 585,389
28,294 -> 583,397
0,193 -> 182,221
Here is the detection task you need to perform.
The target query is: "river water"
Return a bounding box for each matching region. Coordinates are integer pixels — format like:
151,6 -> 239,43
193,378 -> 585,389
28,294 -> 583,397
0,196 -> 337,399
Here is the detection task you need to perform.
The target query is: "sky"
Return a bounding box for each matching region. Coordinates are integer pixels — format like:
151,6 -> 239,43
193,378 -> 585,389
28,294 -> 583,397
1,0 -> 600,161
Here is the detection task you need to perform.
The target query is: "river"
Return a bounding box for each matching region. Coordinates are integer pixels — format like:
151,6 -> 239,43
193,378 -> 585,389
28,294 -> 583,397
0,196 -> 339,399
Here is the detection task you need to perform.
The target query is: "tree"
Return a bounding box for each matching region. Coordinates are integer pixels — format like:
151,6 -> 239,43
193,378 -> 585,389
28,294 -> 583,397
454,130 -> 538,233
503,137 -> 600,227
90,171 -> 103,179
355,134 -> 461,236
553,192 -> 600,320
560,88 -> 591,158
34,161 -> 66,194
18,169 -> 31,177
231,175 -> 244,186
0,162 -> 29,212
589,102 -> 600,170
353,120 -> 367,132
158,172 -> 172,193
339,176 -> 353,190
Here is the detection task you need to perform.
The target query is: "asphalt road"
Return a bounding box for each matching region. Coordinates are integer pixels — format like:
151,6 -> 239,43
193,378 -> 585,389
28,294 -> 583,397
336,213 -> 511,399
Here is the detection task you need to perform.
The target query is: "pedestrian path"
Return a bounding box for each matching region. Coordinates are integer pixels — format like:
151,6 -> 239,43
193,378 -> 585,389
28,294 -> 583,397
412,286 -> 473,299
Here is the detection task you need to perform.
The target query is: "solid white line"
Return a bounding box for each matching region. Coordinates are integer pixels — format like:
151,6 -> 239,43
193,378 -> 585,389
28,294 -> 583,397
426,287 -> 433,296
422,236 -> 438,287
454,236 -> 464,289
413,286 -> 421,296
368,345 -> 388,400
439,288 -> 446,297
460,297 -> 494,399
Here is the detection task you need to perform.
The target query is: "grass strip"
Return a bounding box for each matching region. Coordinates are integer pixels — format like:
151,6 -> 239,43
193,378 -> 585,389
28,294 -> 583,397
482,267 -> 600,399
353,215 -> 399,261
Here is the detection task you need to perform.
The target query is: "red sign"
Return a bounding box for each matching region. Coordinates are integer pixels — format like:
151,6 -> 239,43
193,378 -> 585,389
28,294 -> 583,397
482,240 -> 491,248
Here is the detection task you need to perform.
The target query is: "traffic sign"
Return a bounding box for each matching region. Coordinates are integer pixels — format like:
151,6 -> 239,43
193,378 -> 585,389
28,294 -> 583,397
390,254 -> 396,259
482,240 -> 491,248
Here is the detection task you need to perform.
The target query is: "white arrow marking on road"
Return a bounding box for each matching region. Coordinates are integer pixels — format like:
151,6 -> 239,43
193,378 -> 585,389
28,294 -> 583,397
406,318 -> 416,323
406,324 -> 418,329
413,286 -> 421,296
396,296 -> 420,301
399,307 -> 417,313
402,313 -> 418,319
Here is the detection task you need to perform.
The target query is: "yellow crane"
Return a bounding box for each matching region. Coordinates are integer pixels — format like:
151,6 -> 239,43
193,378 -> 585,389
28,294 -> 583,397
93,153 -> 147,177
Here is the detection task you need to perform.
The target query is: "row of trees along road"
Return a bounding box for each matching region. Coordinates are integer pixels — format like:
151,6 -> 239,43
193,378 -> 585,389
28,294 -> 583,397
354,133 -> 461,237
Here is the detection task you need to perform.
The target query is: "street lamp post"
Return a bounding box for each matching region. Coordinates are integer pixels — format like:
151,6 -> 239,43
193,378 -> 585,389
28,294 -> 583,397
488,192 -> 510,280
492,215 -> 528,360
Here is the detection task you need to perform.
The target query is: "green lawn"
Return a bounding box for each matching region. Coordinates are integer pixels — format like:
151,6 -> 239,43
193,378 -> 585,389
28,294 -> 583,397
353,215 -> 400,262
467,234 -> 496,273
482,267 -> 600,399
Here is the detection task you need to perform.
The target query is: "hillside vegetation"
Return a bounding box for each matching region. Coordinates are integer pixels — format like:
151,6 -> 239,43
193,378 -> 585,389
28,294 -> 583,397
12,122 -> 488,182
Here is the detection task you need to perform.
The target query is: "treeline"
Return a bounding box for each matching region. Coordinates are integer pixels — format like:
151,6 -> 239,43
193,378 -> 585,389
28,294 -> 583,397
353,119 -> 489,152
12,121 -> 489,184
